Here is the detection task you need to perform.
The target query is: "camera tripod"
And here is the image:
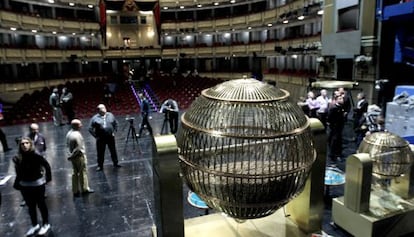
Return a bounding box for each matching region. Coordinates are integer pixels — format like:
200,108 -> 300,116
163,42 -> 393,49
160,112 -> 170,135
124,119 -> 141,153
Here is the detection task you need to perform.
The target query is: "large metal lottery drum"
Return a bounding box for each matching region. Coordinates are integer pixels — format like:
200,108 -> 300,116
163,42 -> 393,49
358,131 -> 413,177
177,78 -> 315,219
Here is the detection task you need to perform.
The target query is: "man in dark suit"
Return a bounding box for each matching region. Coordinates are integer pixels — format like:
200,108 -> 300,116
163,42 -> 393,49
353,92 -> 369,146
160,99 -> 179,134
0,127 -> 11,152
138,93 -> 153,137
28,123 -> 47,157
327,95 -> 345,162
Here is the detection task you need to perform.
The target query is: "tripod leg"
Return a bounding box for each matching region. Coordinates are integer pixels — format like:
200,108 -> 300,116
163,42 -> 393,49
131,127 -> 138,144
161,119 -> 168,134
126,127 -> 132,143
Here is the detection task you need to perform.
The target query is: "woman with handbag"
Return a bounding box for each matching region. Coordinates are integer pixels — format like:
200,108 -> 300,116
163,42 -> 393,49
13,137 -> 52,236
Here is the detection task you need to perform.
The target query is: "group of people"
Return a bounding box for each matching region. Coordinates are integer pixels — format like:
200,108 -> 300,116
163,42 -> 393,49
10,95 -> 181,236
49,87 -> 75,126
12,118 -> 97,236
137,92 -> 180,137
11,103 -> 123,236
303,88 -> 385,164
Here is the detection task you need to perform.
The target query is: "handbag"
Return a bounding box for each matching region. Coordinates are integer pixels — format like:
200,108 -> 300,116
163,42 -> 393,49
13,177 -> 21,190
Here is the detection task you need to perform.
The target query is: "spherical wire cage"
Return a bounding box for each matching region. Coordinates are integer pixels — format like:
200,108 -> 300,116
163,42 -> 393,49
358,131 -> 413,178
177,78 -> 316,219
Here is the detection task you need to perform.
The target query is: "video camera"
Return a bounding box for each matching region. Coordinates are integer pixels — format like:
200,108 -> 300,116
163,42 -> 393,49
125,116 -> 135,123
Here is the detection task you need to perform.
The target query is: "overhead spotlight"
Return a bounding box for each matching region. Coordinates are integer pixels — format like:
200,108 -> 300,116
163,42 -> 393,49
52,31 -> 57,34
297,15 -> 305,20
214,2 -> 219,6
230,0 -> 236,3
163,6 -> 169,10
48,0 -> 55,3
317,10 -> 324,15
10,27 -> 17,31
197,4 -> 202,7
355,55 -> 372,63
267,23 -> 273,27
375,79 -> 389,90
69,2 -> 75,7
31,29 -> 37,33
180,6 -> 184,9
282,19 -> 289,24
87,4 -> 93,8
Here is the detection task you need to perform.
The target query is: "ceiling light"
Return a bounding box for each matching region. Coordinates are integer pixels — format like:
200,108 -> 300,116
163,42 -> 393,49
282,19 -> 289,24
69,2 -> 75,6
147,31 -> 155,38
163,6 -> 168,10
267,23 -> 273,27
180,6 -> 185,9
87,4 -> 93,8
248,26 -> 252,30
298,15 -> 305,20
10,27 -> 16,31
230,0 -> 236,3
72,33 -> 76,35
214,2 -> 219,6
52,31 -> 57,34
317,10 -> 324,15
48,0 -> 55,3
32,30 -> 37,33
197,4 -> 202,7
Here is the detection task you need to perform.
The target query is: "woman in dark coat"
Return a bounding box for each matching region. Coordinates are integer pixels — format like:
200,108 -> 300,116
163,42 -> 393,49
13,137 -> 52,236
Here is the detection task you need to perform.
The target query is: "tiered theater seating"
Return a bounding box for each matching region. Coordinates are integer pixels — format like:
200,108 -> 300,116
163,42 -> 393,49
145,74 -> 222,111
5,78 -> 140,125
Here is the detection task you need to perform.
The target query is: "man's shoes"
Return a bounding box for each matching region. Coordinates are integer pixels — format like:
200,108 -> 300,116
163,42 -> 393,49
4,148 -> 12,152
82,189 -> 95,194
96,167 -> 103,171
330,157 -> 342,162
114,164 -> 122,168
38,223 -> 51,235
73,192 -> 80,197
25,224 -> 40,236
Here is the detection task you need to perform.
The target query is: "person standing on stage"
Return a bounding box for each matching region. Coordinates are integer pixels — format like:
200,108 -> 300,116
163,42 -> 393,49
49,88 -> 63,126
316,89 -> 330,129
66,119 -> 94,196
13,137 -> 52,236
0,127 -> 12,152
327,95 -> 346,162
28,123 -> 47,157
88,104 -> 121,171
138,93 -> 153,137
160,98 -> 179,134
61,87 -> 75,124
